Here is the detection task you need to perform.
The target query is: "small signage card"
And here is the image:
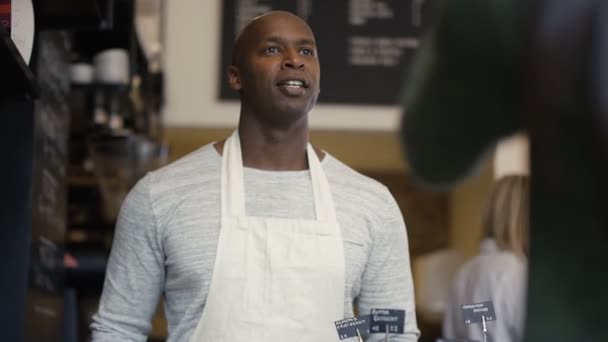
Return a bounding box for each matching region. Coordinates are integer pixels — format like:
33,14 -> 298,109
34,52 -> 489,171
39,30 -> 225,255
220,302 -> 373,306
436,339 -> 480,342
335,316 -> 370,340
461,301 -> 496,324
369,308 -> 406,334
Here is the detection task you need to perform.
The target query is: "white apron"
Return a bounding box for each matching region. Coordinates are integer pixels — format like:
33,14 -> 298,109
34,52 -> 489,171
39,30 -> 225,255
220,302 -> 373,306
189,131 -> 345,342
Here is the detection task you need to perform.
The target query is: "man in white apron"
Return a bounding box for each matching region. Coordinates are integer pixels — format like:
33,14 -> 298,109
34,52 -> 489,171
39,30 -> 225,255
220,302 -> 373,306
92,11 -> 420,342
189,11 -> 348,341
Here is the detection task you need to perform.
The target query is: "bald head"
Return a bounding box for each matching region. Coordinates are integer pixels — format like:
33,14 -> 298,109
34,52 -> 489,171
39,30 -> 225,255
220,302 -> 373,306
231,11 -> 314,67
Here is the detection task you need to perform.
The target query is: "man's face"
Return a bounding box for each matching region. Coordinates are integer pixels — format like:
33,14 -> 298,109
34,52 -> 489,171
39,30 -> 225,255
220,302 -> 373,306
229,13 -> 321,126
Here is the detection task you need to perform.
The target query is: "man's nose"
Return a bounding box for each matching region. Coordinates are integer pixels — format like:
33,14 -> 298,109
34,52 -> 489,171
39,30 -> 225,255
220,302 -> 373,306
282,49 -> 304,69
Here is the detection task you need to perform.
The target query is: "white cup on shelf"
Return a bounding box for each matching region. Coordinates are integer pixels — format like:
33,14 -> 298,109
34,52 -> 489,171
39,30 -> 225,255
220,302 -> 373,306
70,63 -> 94,84
93,48 -> 130,85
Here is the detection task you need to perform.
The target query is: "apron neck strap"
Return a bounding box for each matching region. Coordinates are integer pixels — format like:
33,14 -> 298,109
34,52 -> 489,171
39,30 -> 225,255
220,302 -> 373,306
221,130 -> 337,222
306,143 -> 337,222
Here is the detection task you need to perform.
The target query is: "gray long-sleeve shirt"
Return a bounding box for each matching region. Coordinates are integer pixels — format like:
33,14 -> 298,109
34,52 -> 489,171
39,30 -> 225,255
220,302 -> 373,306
91,143 -> 420,341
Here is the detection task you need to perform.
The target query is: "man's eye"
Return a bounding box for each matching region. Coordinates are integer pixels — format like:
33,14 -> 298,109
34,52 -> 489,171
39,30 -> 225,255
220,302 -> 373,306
264,46 -> 279,54
301,48 -> 314,56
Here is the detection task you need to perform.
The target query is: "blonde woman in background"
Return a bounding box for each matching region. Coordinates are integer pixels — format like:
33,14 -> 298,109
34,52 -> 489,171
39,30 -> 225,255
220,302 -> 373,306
442,175 -> 529,342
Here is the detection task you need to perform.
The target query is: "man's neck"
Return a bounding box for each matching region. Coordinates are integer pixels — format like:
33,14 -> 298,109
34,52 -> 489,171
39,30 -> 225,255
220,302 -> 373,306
237,115 -> 310,171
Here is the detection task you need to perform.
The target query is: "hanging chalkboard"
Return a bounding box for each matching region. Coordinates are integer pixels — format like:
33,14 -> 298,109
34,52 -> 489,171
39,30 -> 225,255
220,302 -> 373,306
25,30 -> 71,342
218,0 -> 436,105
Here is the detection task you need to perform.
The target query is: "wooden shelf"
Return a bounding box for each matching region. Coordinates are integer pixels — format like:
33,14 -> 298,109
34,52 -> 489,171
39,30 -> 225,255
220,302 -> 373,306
67,174 -> 98,187
67,164 -> 123,188
0,26 -> 39,99
67,165 -> 98,187
71,82 -> 130,94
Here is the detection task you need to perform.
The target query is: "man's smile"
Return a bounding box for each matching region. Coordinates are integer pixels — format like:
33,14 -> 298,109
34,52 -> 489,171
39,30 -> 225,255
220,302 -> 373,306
276,78 -> 309,96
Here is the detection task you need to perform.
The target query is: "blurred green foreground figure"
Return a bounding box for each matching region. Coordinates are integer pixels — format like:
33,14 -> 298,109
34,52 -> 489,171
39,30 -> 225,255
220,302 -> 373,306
401,0 -> 608,341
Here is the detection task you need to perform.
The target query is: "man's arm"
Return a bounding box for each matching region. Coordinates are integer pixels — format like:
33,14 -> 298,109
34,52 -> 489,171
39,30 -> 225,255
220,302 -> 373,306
358,191 -> 420,342
90,175 -> 166,341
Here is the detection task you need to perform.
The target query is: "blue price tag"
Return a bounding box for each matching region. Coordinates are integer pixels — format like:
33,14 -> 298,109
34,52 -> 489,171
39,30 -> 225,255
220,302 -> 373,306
335,316 -> 370,340
369,308 -> 405,334
461,301 -> 497,324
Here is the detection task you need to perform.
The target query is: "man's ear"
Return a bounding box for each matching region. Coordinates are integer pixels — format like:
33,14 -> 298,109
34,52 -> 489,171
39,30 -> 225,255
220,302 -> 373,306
228,65 -> 242,91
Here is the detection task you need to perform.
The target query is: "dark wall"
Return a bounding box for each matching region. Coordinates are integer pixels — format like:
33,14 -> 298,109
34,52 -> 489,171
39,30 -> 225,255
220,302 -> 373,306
0,98 -> 36,342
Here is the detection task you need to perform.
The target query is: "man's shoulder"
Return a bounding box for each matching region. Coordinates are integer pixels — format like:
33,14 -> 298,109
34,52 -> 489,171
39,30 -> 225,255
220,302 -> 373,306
146,142 -> 221,192
323,153 -> 392,202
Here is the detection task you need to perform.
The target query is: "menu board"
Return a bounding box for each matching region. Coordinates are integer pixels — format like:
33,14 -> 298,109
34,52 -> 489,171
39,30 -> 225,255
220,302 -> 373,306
218,0 -> 436,104
26,30 -> 71,341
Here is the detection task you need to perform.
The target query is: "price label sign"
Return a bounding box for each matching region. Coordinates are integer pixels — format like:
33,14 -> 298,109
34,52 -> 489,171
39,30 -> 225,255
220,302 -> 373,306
335,316 -> 370,340
369,308 -> 406,334
461,301 -> 496,325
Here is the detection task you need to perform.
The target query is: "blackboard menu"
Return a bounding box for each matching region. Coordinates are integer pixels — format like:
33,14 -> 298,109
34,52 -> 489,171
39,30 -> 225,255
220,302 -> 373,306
219,0 -> 436,104
26,30 -> 71,341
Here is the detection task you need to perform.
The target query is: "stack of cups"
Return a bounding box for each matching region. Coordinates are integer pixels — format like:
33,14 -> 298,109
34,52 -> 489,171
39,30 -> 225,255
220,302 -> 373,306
93,48 -> 130,129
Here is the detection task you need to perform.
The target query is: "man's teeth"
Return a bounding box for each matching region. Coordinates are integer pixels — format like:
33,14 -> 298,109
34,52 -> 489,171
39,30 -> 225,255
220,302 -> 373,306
283,80 -> 303,87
